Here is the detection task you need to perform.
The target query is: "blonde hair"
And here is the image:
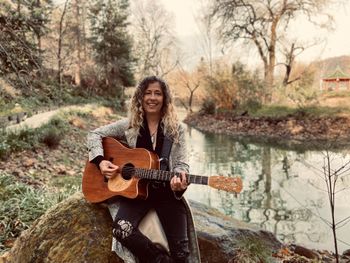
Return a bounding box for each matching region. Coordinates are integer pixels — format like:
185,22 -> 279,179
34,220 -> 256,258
128,76 -> 180,142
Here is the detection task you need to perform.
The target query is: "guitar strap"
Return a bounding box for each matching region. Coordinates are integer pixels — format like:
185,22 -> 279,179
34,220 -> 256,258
159,135 -> 173,171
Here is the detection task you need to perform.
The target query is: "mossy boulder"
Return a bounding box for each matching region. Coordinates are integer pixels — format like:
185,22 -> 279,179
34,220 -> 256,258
1,193 -> 282,263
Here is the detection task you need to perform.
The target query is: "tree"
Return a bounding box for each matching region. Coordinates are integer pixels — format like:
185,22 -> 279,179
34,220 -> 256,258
131,0 -> 179,78
175,62 -> 202,113
204,58 -> 238,110
278,38 -> 320,87
56,0 -> 70,85
0,1 -> 41,91
26,0 -> 54,57
195,0 -> 219,78
231,61 -> 264,108
302,149 -> 350,263
209,0 -> 334,103
89,0 -> 135,95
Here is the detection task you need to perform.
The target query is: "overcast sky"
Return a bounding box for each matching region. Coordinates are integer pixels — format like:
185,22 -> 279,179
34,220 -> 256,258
159,0 -> 350,63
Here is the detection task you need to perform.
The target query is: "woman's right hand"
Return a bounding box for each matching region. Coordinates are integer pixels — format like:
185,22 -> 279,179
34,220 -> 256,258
99,160 -> 119,179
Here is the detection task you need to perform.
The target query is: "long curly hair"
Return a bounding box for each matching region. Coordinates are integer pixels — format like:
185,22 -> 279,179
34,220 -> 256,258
129,76 -> 180,142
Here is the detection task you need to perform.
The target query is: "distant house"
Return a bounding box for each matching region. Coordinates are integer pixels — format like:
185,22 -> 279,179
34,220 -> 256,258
321,66 -> 350,91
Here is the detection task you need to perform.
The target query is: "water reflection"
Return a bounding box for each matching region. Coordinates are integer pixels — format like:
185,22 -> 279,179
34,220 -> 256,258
184,125 -> 350,253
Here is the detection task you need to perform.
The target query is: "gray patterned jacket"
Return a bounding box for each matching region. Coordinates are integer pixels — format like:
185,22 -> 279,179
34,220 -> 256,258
87,118 -> 189,174
86,118 -> 201,263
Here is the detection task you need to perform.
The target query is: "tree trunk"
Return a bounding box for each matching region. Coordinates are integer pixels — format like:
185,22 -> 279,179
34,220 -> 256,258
74,0 -> 82,86
57,0 -> 69,86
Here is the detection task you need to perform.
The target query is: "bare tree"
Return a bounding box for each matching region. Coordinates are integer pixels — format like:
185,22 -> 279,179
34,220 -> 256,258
73,0 -> 82,86
302,148 -> 350,263
131,0 -> 179,78
176,63 -> 202,113
278,39 -> 320,86
44,0 -> 77,86
57,0 -> 70,85
209,0 -> 334,103
194,0 -> 218,78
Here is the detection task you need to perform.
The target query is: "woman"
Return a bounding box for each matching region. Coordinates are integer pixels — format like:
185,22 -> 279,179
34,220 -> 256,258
87,76 -> 198,263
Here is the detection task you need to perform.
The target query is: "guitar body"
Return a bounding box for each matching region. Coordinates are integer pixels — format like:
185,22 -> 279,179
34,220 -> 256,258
82,137 -> 160,203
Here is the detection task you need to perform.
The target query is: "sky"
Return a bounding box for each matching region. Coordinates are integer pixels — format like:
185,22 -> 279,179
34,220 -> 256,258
159,0 -> 350,64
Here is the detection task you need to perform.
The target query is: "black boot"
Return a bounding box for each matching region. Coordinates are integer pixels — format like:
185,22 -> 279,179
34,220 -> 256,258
153,244 -> 174,263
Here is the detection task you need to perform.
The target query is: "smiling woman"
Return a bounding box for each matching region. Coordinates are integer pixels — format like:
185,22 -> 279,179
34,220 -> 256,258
86,76 -> 200,262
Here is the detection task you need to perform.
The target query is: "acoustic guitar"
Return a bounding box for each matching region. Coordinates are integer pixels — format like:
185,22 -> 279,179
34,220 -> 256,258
82,137 -> 243,203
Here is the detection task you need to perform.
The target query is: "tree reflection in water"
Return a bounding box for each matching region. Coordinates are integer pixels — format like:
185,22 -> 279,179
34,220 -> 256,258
184,126 -> 349,253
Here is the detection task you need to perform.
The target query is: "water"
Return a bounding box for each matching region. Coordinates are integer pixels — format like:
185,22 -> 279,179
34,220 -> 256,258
183,124 -> 350,253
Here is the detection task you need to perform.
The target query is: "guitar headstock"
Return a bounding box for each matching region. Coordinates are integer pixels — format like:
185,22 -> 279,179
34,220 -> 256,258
208,175 -> 243,193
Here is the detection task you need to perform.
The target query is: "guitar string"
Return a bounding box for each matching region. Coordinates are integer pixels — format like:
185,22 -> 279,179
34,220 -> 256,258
112,167 -> 207,183
109,167 -> 239,190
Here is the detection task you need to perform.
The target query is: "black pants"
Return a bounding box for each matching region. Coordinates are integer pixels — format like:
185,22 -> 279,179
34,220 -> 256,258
112,183 -> 190,263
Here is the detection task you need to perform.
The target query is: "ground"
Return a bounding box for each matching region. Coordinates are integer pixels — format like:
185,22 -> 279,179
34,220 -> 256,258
184,111 -> 350,151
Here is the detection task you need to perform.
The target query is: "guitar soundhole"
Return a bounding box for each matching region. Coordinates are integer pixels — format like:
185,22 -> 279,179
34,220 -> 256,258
121,163 -> 135,180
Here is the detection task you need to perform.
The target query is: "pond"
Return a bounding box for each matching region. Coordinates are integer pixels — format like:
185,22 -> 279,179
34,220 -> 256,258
183,124 -> 350,254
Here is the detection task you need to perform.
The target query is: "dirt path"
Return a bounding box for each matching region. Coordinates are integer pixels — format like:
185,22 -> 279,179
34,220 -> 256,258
5,104 -> 96,132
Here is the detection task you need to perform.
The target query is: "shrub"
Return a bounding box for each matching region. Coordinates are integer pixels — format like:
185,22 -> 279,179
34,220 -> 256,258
239,99 -> 262,113
38,117 -> 68,148
230,235 -> 273,263
39,126 -> 61,148
3,128 -> 38,153
0,116 -> 68,159
200,98 -> 216,115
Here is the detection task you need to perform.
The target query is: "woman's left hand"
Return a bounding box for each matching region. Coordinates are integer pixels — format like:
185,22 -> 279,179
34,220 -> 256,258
170,172 -> 187,191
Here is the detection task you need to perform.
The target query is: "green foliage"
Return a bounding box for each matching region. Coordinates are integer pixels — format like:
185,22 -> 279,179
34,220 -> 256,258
88,0 -> 135,94
0,128 -> 39,158
0,1 -> 53,92
284,69 -> 319,108
232,62 -> 264,107
0,117 -> 68,160
100,97 -> 127,112
0,172 -> 79,253
38,117 -> 68,148
230,235 -> 273,263
252,105 -> 296,118
242,104 -> 350,118
238,99 -> 263,114
200,98 -> 216,115
39,126 -> 61,149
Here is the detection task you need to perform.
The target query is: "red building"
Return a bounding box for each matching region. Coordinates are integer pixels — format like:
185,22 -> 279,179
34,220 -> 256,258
321,66 -> 350,91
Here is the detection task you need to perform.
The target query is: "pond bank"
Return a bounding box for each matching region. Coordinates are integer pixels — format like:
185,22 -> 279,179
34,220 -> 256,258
184,112 -> 350,151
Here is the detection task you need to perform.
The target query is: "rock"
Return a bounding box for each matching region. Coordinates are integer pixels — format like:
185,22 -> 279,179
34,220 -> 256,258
290,244 -> 320,260
343,249 -> 350,257
3,193 -> 119,263
69,117 -> 85,129
2,194 -> 283,263
191,201 -> 282,262
23,158 -> 36,168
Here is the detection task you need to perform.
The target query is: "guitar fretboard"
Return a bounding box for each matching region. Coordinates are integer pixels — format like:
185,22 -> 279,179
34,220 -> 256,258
134,168 -> 209,186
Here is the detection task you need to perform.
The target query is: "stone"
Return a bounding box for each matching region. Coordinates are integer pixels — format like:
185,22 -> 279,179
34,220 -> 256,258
290,244 -> 320,260
2,193 -> 283,263
343,249 -> 350,257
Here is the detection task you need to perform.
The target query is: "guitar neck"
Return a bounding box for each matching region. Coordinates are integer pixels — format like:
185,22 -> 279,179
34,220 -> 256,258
135,168 -> 209,186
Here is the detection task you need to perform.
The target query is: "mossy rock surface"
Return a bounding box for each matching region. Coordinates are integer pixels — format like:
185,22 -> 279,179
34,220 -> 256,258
3,193 -> 121,263
2,193 -> 282,263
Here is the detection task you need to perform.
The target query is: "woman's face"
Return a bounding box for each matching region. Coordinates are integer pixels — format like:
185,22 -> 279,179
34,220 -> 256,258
142,81 -> 164,116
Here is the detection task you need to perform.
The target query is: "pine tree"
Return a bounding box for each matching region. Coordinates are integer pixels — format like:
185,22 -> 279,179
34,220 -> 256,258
89,0 -> 135,96
0,0 -> 53,90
